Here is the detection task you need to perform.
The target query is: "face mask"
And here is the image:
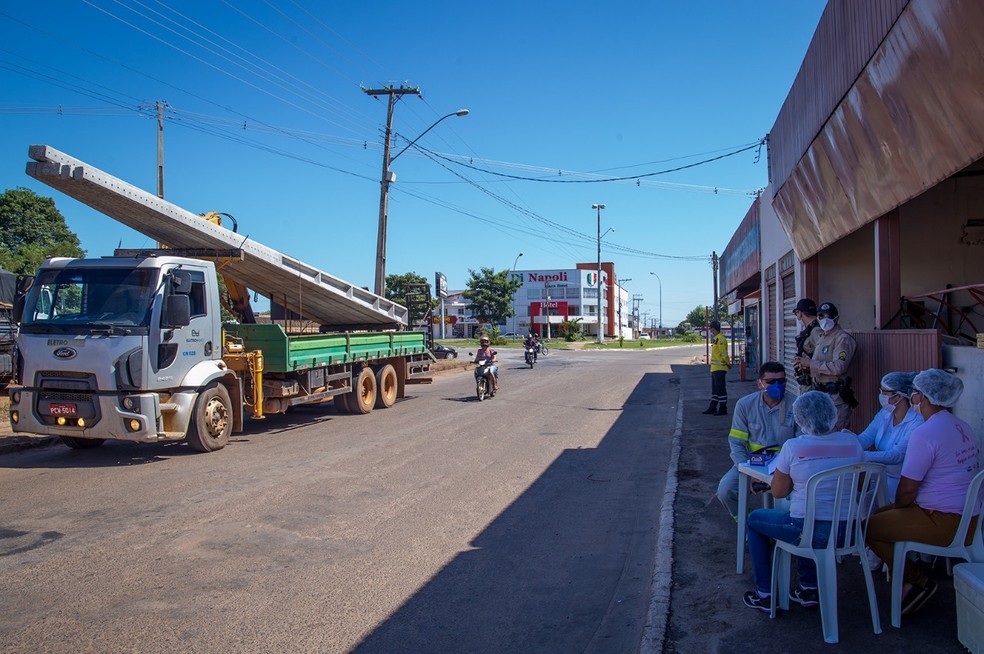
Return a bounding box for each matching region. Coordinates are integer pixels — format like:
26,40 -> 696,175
764,381 -> 786,400
879,393 -> 897,412
797,318 -> 805,330
819,318 -> 835,331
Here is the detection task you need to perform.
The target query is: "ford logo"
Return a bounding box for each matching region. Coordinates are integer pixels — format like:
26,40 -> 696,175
53,347 -> 77,360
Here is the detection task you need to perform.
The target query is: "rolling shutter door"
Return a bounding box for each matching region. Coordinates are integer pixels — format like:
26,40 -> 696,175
781,273 -> 799,394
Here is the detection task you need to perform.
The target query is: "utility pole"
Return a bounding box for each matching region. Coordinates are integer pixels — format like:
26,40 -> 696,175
363,84 -> 421,296
632,294 -> 644,337
711,251 -> 720,322
155,100 -> 167,249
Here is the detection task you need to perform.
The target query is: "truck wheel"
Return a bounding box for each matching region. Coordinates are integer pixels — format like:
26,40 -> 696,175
374,365 -> 398,409
351,367 -> 377,414
334,390 -> 352,414
186,383 -> 232,452
60,436 -> 106,449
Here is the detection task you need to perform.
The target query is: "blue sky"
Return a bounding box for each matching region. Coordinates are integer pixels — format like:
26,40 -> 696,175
0,1 -> 825,326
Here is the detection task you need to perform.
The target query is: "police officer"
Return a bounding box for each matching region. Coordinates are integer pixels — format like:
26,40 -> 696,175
793,302 -> 858,430
792,298 -> 821,390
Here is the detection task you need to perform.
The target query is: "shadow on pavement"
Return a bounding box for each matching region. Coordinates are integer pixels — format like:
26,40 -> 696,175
352,370 -> 681,654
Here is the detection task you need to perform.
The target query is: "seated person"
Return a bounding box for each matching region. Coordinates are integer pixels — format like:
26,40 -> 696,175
523,333 -> 538,361
857,372 -> 923,502
716,361 -> 797,519
474,335 -> 499,395
742,391 -> 864,612
865,369 -> 980,617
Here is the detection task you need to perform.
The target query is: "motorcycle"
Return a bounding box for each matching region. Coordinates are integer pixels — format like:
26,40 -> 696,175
473,358 -> 497,401
524,345 -> 536,368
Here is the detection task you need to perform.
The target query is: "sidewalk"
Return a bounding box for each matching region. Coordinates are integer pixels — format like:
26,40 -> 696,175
665,365 -> 965,652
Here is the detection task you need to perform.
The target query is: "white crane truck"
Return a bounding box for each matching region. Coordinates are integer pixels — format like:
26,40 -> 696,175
7,146 -> 433,452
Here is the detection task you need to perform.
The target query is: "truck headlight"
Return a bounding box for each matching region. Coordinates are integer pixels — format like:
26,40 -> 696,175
127,419 -> 141,432
10,391 -> 20,404
10,411 -> 18,424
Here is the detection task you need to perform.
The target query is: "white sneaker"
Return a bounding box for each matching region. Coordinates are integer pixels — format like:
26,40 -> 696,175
865,547 -> 882,571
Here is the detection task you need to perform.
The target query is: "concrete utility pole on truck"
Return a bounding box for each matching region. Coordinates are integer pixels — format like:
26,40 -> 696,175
6,145 -> 434,452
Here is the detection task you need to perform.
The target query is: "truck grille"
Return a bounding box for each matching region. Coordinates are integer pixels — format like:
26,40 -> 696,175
39,390 -> 92,403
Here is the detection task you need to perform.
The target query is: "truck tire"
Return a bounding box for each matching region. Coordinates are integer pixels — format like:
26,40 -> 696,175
186,383 -> 232,452
351,367 -> 377,414
334,389 -> 353,414
60,436 -> 106,449
374,364 -> 398,409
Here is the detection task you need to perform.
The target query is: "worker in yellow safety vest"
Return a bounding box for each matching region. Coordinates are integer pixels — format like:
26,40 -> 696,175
702,320 -> 731,416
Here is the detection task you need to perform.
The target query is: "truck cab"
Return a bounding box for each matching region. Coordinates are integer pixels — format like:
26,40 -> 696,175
8,255 -> 237,451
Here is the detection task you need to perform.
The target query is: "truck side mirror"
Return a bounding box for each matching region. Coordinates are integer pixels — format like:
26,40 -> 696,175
162,295 -> 191,328
170,270 -> 193,295
12,275 -> 33,323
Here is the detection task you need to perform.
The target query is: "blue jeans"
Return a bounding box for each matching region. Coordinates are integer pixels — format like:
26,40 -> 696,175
747,509 -> 834,595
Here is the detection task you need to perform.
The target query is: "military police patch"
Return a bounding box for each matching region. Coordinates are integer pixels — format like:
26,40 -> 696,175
838,351 -> 847,360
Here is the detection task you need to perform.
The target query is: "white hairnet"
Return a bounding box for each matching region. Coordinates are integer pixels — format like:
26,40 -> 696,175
792,390 -> 838,435
913,369 -> 964,407
881,372 -> 917,397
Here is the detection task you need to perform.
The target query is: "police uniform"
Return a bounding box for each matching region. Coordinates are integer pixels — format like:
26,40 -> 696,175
794,319 -> 822,387
810,323 -> 857,431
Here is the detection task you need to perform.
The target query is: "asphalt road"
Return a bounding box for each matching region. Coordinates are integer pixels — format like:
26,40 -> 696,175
0,345 -> 702,654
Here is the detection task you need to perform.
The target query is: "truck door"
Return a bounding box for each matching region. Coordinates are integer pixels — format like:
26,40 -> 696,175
151,266 -> 218,387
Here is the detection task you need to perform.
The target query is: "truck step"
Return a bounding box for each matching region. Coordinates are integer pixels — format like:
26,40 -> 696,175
160,403 -> 178,413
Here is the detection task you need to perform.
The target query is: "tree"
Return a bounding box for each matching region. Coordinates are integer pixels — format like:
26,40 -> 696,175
463,267 -> 521,325
0,188 -> 85,275
385,271 -> 435,323
682,299 -> 739,331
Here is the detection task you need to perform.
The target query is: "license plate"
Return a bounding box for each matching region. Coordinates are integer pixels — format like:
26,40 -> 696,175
49,403 -> 78,416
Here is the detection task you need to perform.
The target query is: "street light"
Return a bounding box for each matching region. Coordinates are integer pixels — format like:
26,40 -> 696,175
511,252 -> 523,340
374,108 -> 469,295
649,272 -> 663,339
593,203 -> 611,344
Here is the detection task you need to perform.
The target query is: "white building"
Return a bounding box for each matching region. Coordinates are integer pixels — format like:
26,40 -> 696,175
437,263 -> 633,340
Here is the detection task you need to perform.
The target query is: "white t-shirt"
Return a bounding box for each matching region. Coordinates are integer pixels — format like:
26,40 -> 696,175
775,432 -> 864,519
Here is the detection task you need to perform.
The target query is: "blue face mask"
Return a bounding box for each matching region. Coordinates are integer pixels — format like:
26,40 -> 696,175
765,380 -> 786,400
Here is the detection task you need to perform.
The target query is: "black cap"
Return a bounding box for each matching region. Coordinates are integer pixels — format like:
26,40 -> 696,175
794,298 -> 817,315
817,302 -> 839,318
709,320 -> 721,331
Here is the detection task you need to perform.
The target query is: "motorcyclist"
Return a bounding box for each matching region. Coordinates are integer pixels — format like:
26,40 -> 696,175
523,332 -> 538,362
474,335 -> 499,395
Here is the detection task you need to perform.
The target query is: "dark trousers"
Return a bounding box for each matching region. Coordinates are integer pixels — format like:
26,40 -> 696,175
711,370 -> 728,405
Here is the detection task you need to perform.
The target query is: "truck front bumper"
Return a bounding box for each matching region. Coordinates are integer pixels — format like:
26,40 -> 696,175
8,386 -> 173,443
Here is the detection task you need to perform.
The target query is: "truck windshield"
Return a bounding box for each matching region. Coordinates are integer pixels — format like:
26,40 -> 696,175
20,267 -> 157,334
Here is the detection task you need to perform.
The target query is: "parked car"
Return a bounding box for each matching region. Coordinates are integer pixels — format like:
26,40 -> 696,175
431,344 -> 458,359
639,333 -> 652,340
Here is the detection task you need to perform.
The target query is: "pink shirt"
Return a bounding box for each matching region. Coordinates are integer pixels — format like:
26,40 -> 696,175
901,411 -> 980,514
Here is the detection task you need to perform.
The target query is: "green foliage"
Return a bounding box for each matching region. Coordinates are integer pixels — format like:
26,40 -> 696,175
681,331 -> 701,343
464,267 -> 522,324
385,271 -> 436,323
557,317 -> 583,341
0,187 -> 85,274
684,300 -> 742,329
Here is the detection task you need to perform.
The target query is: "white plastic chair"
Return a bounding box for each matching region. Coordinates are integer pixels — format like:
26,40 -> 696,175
770,463 -> 885,644
890,467 -> 984,628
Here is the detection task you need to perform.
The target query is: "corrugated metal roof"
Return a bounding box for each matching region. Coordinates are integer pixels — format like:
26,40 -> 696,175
26,145 -> 408,329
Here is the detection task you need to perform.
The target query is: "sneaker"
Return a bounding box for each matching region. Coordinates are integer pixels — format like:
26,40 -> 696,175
742,591 -> 772,613
865,547 -> 883,571
902,580 -> 938,616
789,586 -> 819,608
